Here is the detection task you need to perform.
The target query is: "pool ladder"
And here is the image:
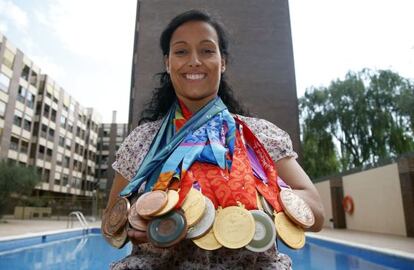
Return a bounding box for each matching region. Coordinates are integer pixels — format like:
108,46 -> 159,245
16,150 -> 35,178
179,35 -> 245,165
67,211 -> 89,231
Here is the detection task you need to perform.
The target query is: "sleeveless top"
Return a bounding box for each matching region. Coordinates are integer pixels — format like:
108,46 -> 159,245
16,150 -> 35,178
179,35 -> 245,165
110,115 -> 297,270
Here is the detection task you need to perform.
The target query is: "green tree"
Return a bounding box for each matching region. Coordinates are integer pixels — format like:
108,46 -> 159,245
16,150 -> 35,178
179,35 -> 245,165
300,69 -> 414,179
0,160 -> 41,218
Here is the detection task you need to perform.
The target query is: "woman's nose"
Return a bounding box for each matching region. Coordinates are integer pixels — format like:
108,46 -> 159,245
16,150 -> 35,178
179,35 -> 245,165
188,53 -> 201,67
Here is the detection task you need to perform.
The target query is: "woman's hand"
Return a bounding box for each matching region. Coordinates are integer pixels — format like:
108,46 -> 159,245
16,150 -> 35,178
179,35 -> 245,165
127,228 -> 148,245
276,157 -> 325,232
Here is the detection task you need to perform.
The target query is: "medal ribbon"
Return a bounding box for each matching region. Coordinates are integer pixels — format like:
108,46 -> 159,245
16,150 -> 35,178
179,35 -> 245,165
235,118 -> 283,213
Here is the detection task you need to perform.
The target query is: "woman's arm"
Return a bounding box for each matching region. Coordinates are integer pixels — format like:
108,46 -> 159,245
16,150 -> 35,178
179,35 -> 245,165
275,157 -> 325,232
104,172 -> 148,244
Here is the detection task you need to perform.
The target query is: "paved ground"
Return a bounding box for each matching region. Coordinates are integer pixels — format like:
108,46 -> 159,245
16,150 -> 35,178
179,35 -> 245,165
0,218 -> 413,257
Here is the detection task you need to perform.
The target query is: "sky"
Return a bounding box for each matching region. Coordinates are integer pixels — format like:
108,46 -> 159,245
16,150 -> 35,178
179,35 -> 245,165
0,0 -> 413,124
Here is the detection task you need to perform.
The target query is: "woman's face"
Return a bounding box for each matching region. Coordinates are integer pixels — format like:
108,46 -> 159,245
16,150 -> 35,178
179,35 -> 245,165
165,20 -> 226,112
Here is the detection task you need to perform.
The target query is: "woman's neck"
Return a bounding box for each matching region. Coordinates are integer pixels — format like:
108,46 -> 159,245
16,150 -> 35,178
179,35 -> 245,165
178,96 -> 217,114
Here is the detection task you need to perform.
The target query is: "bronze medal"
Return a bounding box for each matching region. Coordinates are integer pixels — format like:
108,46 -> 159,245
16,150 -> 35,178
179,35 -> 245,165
136,190 -> 168,217
128,201 -> 148,231
101,209 -> 129,249
279,189 -> 315,229
105,197 -> 130,236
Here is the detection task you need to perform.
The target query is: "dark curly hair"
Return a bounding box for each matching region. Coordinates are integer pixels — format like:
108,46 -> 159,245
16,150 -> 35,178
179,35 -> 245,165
138,9 -> 248,125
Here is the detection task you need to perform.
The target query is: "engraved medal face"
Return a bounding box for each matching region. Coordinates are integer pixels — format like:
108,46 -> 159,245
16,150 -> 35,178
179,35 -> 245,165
274,212 -> 305,249
213,206 -> 255,249
186,196 -> 215,239
136,190 -> 168,217
101,208 -> 129,249
106,197 -> 130,236
279,189 -> 315,228
181,188 -> 206,227
147,210 -> 187,248
246,210 -> 276,252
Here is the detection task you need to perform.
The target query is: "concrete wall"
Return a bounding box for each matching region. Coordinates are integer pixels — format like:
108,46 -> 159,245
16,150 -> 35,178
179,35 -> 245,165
342,163 -> 406,236
314,180 -> 332,228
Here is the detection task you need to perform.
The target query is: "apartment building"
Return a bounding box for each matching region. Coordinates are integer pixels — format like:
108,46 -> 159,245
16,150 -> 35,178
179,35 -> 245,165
0,32 -> 101,199
95,111 -> 128,198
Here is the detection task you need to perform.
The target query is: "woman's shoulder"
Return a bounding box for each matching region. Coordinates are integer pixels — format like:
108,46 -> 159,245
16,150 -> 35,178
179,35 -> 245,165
130,119 -> 163,137
234,114 -> 286,135
112,119 -> 162,181
234,114 -> 298,162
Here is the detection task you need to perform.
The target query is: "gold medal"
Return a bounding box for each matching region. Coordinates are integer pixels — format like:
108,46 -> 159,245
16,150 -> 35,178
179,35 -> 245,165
181,188 -> 206,227
153,190 -> 179,216
193,226 -> 222,250
213,206 -> 255,249
279,189 -> 315,229
274,212 -> 305,249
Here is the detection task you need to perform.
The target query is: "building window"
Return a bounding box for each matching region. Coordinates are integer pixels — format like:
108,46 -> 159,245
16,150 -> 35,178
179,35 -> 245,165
51,109 -> 57,122
40,124 -> 47,138
13,114 -> 22,127
21,65 -> 30,81
0,100 -> 6,117
20,141 -> 29,153
63,156 -> 70,168
54,178 -> 61,186
0,73 -> 10,92
17,86 -> 27,104
3,48 -> 15,69
35,102 -> 42,116
27,93 -> 35,109
60,115 -> 66,128
30,71 -> 38,87
43,104 -> 50,118
23,118 -> 31,131
46,148 -> 53,162
65,138 -> 71,150
38,145 -> 45,159
62,174 -> 69,186
10,136 -> 19,151
48,128 -> 55,141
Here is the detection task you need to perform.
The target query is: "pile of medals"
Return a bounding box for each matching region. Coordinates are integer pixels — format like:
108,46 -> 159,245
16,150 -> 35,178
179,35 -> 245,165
102,180 -> 315,251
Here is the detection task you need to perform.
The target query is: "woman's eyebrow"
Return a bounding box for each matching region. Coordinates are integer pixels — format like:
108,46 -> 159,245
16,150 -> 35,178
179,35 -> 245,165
200,39 -> 217,45
171,40 -> 187,46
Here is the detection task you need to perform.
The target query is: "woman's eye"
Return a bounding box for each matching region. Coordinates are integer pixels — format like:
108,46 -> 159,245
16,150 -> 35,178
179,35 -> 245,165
202,49 -> 215,54
174,50 -> 187,55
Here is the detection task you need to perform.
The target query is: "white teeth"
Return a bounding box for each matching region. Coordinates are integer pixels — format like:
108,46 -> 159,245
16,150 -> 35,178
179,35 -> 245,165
185,74 -> 205,80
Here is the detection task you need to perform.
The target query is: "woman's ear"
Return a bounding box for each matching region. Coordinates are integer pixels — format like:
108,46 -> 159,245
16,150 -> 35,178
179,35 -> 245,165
221,57 -> 226,73
164,55 -> 170,74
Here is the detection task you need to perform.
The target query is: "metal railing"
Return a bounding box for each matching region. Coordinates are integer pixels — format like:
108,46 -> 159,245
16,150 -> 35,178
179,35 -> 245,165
67,211 -> 89,230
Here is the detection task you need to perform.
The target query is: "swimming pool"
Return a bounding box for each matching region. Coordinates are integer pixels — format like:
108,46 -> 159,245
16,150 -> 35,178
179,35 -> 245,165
0,228 -> 412,270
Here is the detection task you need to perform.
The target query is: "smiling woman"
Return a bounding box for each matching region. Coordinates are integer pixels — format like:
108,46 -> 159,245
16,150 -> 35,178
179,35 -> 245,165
103,9 -> 324,270
165,20 -> 225,113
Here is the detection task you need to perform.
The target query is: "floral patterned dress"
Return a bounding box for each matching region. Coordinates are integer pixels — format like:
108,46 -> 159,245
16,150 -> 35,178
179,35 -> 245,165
111,115 -> 297,270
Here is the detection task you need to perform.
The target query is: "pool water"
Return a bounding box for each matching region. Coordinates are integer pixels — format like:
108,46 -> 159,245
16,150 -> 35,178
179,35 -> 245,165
0,231 -> 131,270
0,229 -> 412,270
279,237 -> 413,270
